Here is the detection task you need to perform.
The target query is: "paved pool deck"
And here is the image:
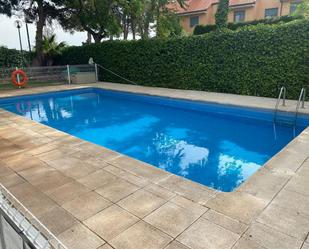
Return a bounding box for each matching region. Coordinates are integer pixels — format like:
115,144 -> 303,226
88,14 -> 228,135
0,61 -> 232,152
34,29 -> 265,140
0,83 -> 308,249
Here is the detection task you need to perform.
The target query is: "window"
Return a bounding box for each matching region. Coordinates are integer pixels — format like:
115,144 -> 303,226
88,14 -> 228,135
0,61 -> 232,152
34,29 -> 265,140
234,10 -> 245,22
290,2 -> 299,14
190,16 -> 199,27
265,8 -> 279,18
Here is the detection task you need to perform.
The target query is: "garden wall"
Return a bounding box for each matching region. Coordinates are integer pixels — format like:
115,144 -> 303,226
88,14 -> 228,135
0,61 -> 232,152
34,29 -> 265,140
58,19 -> 309,99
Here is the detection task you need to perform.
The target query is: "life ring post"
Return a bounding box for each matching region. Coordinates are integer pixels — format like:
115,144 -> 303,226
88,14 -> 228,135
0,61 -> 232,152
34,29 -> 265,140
11,69 -> 28,88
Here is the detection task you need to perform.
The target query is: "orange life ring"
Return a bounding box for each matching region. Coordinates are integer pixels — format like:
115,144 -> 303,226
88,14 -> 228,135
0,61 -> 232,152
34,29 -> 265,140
11,69 -> 28,87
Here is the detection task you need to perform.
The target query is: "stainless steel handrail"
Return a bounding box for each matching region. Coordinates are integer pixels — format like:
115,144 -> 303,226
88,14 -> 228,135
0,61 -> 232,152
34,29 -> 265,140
294,87 -> 306,125
273,86 -> 286,122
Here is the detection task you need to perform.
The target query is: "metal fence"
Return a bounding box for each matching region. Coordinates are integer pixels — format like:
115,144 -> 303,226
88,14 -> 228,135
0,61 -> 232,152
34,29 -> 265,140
0,184 -> 67,249
0,64 -> 97,89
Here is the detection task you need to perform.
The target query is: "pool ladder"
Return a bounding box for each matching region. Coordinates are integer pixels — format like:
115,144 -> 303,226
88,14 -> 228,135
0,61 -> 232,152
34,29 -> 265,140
294,87 -> 306,125
273,86 -> 306,126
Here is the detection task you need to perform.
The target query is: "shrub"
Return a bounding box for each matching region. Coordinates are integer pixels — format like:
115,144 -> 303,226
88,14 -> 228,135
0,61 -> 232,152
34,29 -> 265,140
194,15 -> 302,35
58,19 -> 309,99
0,46 -> 31,67
215,0 -> 229,29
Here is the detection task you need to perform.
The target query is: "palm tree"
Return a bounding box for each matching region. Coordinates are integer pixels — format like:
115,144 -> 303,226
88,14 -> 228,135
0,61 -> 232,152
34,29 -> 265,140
41,34 -> 66,66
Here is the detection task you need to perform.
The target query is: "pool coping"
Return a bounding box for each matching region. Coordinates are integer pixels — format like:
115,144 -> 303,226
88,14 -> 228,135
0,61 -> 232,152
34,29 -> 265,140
0,83 -> 308,249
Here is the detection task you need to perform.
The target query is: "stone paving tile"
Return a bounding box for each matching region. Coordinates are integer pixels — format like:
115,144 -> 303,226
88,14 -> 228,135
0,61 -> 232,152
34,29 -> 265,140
244,222 -> 303,249
143,183 -> 176,200
206,192 -> 268,224
285,174 -> 309,197
95,178 -> 140,202
61,164 -> 99,180
297,164 -> 309,178
70,151 -> 110,169
77,169 -> 117,190
37,149 -> 69,163
237,168 -> 289,202
9,182 -> 58,218
231,237 -> 266,249
62,191 -> 112,221
164,241 -> 190,249
158,175 -> 215,205
0,145 -> 25,159
169,195 -> 208,216
144,202 -> 201,238
38,206 -> 79,235
46,181 -> 91,205
104,165 -> 149,187
110,221 -> 172,249
202,209 -> 248,235
271,189 -> 309,218
46,157 -> 89,171
177,218 -> 240,249
109,156 -> 170,183
264,148 -> 307,174
0,173 -> 26,188
3,154 -> 44,172
256,203 -> 309,240
117,189 -> 166,218
84,205 -> 139,241
25,143 -> 59,156
97,244 -> 114,249
77,143 -> 120,160
302,244 -> 309,249
0,162 -> 14,177
30,171 -> 73,193
58,223 -> 105,249
18,164 -> 56,182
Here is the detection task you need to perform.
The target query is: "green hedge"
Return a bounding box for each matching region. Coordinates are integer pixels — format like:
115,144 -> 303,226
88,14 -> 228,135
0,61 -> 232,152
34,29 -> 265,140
58,19 -> 309,99
0,46 -> 31,67
193,15 -> 302,35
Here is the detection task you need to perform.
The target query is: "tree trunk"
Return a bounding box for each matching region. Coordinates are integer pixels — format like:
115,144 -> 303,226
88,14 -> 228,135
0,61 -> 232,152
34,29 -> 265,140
86,32 -> 92,43
33,0 -> 45,66
93,34 -> 102,43
131,19 -> 136,40
123,16 -> 129,40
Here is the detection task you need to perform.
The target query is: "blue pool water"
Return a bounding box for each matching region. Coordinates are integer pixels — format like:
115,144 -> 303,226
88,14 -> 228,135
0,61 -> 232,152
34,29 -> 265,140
0,88 -> 308,192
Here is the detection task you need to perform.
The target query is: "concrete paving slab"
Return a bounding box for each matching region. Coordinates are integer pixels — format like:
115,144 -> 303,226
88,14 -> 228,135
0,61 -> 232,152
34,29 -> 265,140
62,191 -> 112,221
110,221 -> 172,249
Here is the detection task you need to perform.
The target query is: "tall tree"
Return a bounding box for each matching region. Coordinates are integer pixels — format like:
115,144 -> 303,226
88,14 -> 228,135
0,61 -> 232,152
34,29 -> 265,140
135,0 -> 185,39
61,0 -> 122,43
156,11 -> 183,38
0,0 -> 67,65
215,0 -> 229,30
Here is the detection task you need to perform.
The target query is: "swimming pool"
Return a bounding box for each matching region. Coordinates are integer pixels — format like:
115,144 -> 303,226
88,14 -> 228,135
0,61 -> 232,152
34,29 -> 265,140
0,88 -> 308,192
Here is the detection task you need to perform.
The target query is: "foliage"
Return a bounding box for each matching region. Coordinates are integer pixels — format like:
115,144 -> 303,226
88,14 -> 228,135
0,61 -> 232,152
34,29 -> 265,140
0,46 -> 31,67
0,0 -> 68,65
41,34 -> 66,65
215,0 -> 229,30
57,19 -> 309,99
194,15 -> 302,35
61,0 -> 123,43
156,11 -> 184,38
293,0 -> 309,18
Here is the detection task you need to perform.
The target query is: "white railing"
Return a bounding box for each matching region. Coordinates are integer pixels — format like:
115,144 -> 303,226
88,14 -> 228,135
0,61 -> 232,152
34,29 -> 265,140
0,64 -> 97,87
0,184 -> 67,249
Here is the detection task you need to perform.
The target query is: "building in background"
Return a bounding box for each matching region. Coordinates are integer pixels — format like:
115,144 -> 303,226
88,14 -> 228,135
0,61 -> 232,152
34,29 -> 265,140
168,0 -> 302,33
